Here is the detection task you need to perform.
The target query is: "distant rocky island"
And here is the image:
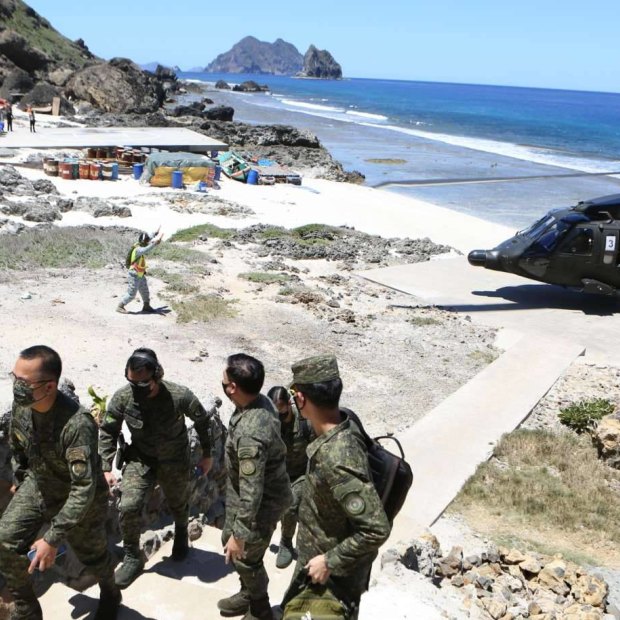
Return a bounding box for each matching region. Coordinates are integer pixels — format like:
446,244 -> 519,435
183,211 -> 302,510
204,36 -> 342,79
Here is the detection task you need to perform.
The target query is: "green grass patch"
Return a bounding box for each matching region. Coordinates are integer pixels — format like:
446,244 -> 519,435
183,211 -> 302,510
365,158 -> 407,165
169,223 -> 234,242
148,268 -> 199,295
0,227 -> 134,270
239,272 -> 291,285
170,294 -> 237,323
468,349 -> 499,364
292,223 -> 342,238
558,398 -> 614,434
453,429 -> 620,546
256,226 -> 288,239
155,244 -> 211,264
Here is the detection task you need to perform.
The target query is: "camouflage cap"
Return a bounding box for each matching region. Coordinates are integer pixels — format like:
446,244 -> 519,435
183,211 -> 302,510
291,355 -> 340,385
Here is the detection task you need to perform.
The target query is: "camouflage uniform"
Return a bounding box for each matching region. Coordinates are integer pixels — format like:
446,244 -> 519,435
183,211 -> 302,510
279,403 -> 313,541
223,394 -> 292,603
0,391 -> 116,617
282,356 -> 391,620
99,380 -> 214,547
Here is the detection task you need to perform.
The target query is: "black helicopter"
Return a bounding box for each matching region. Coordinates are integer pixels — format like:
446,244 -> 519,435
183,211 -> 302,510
468,194 -> 620,296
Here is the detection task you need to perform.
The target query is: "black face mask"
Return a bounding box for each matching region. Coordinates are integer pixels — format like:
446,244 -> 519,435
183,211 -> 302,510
130,383 -> 152,403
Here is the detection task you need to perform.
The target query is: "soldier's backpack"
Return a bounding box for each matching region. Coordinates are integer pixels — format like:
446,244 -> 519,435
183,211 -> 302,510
342,408 -> 413,523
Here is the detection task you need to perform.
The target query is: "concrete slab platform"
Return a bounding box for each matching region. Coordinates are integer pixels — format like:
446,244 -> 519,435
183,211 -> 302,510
0,127 -> 228,153
361,256 -> 620,364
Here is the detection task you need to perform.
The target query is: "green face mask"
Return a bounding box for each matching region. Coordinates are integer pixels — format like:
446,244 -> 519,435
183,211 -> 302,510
12,379 -> 48,407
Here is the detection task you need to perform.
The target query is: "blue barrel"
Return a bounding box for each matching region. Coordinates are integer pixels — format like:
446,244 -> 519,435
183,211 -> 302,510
214,165 -> 221,181
247,169 -> 259,185
111,162 -> 119,180
172,170 -> 184,189
133,163 -> 144,180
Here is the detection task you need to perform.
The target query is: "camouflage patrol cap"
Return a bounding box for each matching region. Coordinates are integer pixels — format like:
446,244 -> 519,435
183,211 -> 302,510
291,355 -> 339,385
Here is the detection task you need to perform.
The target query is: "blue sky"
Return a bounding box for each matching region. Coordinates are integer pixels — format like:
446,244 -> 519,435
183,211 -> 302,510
26,0 -> 620,92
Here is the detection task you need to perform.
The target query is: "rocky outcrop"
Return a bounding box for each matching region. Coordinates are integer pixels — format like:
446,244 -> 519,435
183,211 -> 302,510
300,44 -> 342,79
399,535 -> 614,619
64,58 -> 165,114
215,80 -> 231,90
232,80 -> 269,93
205,36 -> 303,75
202,105 -> 234,121
0,0 -> 94,87
592,413 -> 620,468
0,67 -> 33,100
18,82 -> 74,115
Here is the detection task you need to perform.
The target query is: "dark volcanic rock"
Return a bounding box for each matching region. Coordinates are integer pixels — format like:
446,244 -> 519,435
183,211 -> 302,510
19,82 -> 74,115
202,105 -> 234,121
170,101 -> 205,117
64,58 -> 164,113
0,68 -> 34,100
72,196 -> 131,218
215,80 -> 231,90
0,29 -> 50,73
232,80 -> 268,93
301,45 -> 342,79
32,179 -> 59,194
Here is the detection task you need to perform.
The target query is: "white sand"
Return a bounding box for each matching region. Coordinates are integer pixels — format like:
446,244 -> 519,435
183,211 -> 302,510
13,162 -> 513,254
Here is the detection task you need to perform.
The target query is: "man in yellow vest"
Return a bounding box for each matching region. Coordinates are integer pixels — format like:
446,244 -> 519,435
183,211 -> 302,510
116,229 -> 163,314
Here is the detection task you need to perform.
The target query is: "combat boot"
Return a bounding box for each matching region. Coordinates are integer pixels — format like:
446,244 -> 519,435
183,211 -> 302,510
114,545 -> 145,589
242,596 -> 274,620
171,523 -> 189,561
217,588 -> 251,617
275,537 -> 294,569
94,579 -> 122,620
141,303 -> 156,313
116,304 -> 127,314
10,586 -> 42,620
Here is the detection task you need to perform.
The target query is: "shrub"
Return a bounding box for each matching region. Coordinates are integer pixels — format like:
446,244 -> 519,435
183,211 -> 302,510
169,223 -> 234,242
170,294 -> 237,323
239,272 -> 290,285
558,398 -> 614,434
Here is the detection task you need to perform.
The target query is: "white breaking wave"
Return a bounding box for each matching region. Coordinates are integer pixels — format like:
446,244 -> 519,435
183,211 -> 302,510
280,99 -> 343,113
345,110 -> 388,121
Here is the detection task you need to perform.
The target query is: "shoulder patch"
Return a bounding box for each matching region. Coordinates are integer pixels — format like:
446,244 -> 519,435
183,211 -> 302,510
71,461 -> 88,478
66,447 -> 88,462
344,492 -> 366,516
240,459 -> 257,476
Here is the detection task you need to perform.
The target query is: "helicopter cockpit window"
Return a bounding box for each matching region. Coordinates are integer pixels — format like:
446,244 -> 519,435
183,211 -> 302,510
524,219 -> 571,256
519,215 -> 556,239
557,227 -> 593,256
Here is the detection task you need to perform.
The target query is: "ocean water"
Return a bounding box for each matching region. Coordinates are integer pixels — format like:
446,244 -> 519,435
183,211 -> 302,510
179,72 -> 620,229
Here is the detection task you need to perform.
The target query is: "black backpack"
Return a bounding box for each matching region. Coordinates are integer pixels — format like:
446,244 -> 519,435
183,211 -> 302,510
342,408 -> 413,523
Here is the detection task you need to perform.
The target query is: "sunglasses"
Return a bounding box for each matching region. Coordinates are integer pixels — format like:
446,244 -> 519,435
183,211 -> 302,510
127,378 -> 153,388
8,372 -> 53,387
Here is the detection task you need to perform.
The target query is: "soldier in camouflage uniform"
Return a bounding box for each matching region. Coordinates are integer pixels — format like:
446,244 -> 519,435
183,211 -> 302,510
218,354 -> 292,620
0,346 -> 121,620
99,348 -> 215,589
266,386 -> 313,570
282,355 -> 391,620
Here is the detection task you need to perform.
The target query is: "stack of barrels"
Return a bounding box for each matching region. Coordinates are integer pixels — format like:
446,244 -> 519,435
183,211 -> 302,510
43,147 -> 147,181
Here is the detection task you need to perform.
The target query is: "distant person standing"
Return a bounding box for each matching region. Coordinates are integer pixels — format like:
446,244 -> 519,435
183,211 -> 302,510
27,106 -> 35,132
5,103 -> 13,131
117,228 -> 163,314
0,105 -> 4,132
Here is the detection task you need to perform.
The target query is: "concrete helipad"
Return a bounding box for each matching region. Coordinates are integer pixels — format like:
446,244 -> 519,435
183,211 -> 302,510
0,127 -> 228,153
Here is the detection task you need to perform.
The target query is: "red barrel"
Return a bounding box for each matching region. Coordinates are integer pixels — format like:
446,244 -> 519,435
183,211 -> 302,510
79,161 -> 90,179
89,162 -> 101,180
59,162 -> 73,180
